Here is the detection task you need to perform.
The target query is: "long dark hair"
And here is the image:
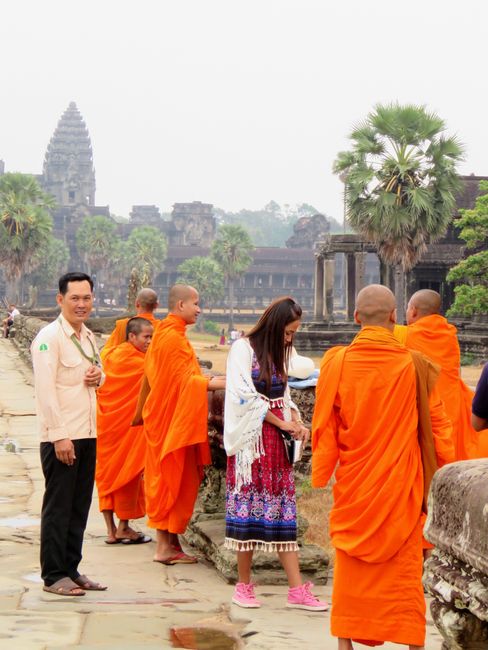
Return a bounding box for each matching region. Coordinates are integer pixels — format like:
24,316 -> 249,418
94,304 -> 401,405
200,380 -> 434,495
247,296 -> 302,390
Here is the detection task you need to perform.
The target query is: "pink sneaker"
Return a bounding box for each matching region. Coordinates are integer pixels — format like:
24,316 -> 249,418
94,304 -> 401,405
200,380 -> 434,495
287,582 -> 329,611
232,582 -> 262,608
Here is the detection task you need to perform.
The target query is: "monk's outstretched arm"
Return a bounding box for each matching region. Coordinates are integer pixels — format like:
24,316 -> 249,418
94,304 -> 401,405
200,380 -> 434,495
429,386 -> 455,466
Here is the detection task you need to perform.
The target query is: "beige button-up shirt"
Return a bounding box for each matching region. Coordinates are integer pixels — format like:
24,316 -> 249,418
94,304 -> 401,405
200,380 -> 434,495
31,314 -> 104,443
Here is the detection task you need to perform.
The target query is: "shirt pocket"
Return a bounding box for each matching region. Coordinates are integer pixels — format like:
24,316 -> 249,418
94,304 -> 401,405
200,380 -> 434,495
58,355 -> 84,387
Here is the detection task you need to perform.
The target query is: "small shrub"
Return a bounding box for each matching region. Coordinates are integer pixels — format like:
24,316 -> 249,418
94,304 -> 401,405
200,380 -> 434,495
203,320 -> 220,336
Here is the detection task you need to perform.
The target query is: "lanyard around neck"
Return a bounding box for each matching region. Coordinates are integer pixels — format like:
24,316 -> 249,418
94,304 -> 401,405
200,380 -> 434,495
59,317 -> 99,365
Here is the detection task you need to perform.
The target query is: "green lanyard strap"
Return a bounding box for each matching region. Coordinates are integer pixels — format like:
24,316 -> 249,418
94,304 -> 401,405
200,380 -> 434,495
70,333 -> 99,366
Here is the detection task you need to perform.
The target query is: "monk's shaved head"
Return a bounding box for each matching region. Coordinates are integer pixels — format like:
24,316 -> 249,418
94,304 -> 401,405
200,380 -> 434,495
355,284 -> 396,329
168,284 -> 196,311
136,288 -> 158,312
409,290 -> 441,316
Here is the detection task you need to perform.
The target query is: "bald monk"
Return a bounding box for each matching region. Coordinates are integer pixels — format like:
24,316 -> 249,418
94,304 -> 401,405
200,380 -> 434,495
101,288 -> 159,362
312,285 -> 454,650
395,289 -> 479,460
96,317 -> 154,544
142,284 -> 225,564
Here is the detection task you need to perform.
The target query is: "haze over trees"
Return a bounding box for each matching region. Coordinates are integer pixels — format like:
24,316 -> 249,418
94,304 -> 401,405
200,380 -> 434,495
447,181 -> 488,317
177,256 -> 225,329
214,201 -> 342,247
333,103 -> 464,321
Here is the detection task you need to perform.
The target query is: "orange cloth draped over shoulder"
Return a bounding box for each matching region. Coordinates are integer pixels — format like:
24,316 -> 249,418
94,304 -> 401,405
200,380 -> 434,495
96,341 -> 147,519
396,315 -> 480,459
312,327 -> 454,647
101,312 -> 158,362
142,313 -> 210,532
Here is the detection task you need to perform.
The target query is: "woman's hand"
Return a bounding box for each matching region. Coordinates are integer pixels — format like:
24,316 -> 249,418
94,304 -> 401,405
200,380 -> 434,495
279,420 -> 302,436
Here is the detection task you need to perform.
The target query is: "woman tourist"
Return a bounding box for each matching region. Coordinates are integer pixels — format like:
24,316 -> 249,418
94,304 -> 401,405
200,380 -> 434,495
223,296 -> 328,611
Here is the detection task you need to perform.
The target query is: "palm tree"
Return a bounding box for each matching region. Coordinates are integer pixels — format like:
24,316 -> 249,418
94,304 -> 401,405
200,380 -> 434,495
124,226 -> 168,286
76,215 -> 121,313
26,236 -> 70,306
177,256 -> 225,330
211,224 -> 254,329
333,103 -> 463,321
0,173 -> 55,301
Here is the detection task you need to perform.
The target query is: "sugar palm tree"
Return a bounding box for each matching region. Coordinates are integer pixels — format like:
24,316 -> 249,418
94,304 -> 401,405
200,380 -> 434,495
177,256 -> 225,330
0,173 -> 55,301
211,224 -> 254,330
124,226 -> 168,286
76,215 -> 121,314
333,103 -> 463,320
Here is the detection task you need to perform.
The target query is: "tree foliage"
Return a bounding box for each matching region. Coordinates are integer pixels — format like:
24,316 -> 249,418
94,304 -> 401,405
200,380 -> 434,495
176,256 -> 224,309
333,103 -> 464,271
121,226 -> 168,286
28,236 -> 70,289
447,181 -> 488,317
0,173 -> 55,286
76,215 -> 120,274
211,224 -> 254,328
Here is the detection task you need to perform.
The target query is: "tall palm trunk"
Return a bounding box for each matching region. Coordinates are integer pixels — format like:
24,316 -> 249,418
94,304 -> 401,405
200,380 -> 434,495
228,277 -> 235,331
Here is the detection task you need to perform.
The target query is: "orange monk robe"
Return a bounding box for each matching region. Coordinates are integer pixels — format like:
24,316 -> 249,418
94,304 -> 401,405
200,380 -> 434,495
312,326 -> 454,647
396,315 -> 480,459
101,312 -> 158,362
96,342 -> 147,519
142,313 -> 210,533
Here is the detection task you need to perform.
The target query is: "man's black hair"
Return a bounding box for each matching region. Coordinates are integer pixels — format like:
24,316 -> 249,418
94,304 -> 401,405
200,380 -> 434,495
58,272 -> 94,295
126,317 -> 153,339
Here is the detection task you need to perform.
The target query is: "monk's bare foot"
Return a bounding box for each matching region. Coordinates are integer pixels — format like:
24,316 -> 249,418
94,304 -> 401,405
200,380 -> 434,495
338,639 -> 353,650
116,525 -> 143,541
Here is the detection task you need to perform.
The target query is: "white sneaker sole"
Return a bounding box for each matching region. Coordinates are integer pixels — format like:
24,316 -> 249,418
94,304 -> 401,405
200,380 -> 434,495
232,597 -> 261,608
286,603 -> 329,611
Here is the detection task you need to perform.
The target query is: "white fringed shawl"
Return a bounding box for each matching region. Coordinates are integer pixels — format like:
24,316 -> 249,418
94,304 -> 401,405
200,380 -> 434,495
223,337 -> 299,491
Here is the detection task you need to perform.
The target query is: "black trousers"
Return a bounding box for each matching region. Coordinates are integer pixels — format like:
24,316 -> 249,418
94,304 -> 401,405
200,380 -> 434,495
40,438 -> 96,586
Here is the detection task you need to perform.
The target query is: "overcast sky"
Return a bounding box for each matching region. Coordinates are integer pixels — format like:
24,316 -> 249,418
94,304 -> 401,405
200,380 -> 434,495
1,1 -> 486,223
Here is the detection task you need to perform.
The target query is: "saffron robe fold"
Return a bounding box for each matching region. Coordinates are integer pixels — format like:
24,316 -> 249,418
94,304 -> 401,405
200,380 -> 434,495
101,312 -> 158,362
142,313 -> 210,532
396,315 -> 479,459
312,326 -> 454,647
96,342 -> 147,519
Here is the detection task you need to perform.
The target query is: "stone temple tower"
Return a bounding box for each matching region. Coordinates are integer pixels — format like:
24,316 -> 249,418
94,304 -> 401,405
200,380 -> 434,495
42,102 -> 96,207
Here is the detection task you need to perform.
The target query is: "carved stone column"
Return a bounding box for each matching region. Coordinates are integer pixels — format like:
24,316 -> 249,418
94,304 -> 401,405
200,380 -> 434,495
345,253 -> 356,321
324,254 -> 335,321
355,251 -> 367,293
314,255 -> 325,320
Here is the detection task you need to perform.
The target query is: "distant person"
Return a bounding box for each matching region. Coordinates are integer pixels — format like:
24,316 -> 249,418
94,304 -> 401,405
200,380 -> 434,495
394,289 -> 479,459
219,328 -> 226,346
96,317 -> 154,545
141,284 -> 225,564
229,328 -> 238,345
101,288 -> 159,362
224,296 -> 327,611
31,272 -> 107,596
2,303 -> 20,338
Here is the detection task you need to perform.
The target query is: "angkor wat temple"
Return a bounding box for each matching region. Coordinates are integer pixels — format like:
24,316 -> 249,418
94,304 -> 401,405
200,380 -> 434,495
1,102 -> 485,316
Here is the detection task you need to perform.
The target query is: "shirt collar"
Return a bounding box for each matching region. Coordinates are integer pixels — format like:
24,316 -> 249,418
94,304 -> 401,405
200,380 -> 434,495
58,313 -> 93,340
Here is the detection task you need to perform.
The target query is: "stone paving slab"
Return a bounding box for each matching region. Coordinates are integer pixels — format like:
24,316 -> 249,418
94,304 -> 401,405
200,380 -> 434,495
0,339 -> 444,649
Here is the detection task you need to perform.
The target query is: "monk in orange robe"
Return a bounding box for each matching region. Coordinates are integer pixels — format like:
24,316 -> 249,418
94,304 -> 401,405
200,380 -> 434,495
101,288 -> 159,362
312,285 -> 454,650
142,284 -> 225,565
96,317 -> 154,544
395,289 -> 480,460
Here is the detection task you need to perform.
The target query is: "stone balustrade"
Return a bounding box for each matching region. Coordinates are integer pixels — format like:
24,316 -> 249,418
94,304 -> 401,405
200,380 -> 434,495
423,460 -> 488,648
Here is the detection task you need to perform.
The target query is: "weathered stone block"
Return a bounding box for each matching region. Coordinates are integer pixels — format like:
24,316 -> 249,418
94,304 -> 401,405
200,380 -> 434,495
423,460 -> 488,648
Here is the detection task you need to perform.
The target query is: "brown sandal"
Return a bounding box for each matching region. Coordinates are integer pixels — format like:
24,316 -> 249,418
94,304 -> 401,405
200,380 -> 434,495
73,574 -> 107,591
43,577 -> 86,596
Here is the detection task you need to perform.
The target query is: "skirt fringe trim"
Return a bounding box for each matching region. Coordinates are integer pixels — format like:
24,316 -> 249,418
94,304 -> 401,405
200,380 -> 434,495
224,537 -> 299,553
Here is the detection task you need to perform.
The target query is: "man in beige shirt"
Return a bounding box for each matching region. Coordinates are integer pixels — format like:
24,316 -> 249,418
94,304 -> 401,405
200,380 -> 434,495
32,272 -> 106,597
